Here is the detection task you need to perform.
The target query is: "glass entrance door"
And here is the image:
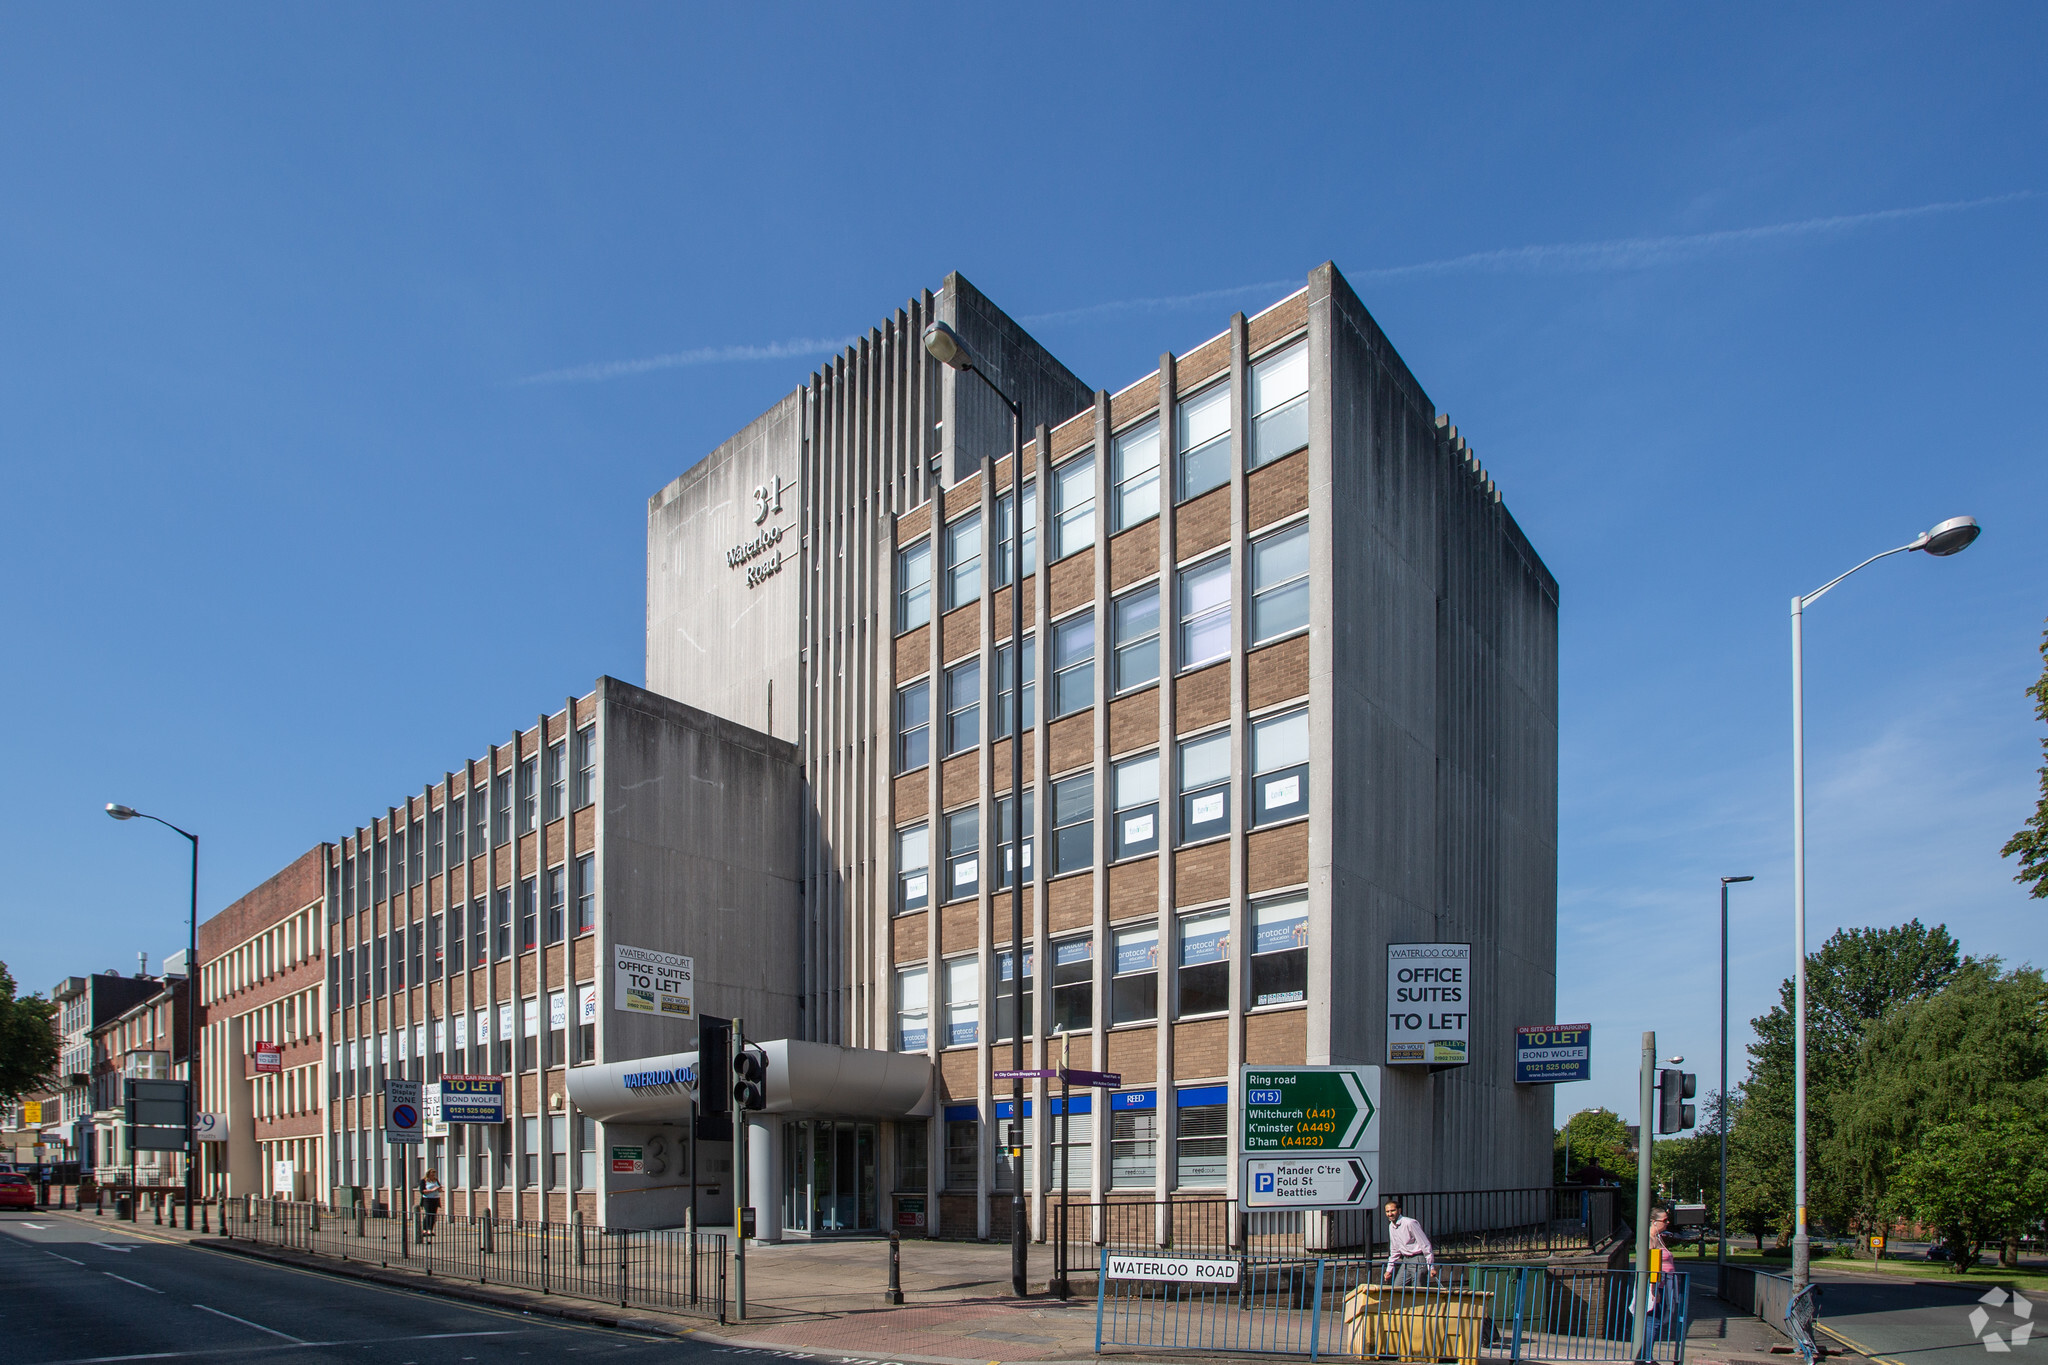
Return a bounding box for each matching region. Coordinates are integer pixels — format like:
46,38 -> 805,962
778,1119 -> 877,1234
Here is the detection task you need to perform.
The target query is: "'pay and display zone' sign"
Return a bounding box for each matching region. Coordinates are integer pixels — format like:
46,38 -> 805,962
1386,942 -> 1470,1067
1515,1024 -> 1591,1084
615,944 -> 694,1018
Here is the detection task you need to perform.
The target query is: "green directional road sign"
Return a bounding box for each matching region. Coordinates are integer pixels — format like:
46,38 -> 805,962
1240,1065 -> 1382,1210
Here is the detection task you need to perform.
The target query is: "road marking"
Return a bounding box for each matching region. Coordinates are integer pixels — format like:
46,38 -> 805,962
103,1272 -> 164,1293
191,1305 -> 304,1343
44,1250 -> 85,1265
22,1222 -> 49,1229
30,1331 -> 518,1365
1818,1323 -> 1906,1365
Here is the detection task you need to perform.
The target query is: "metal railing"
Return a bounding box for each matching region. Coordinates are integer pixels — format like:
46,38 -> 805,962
1055,1188 -> 1619,1289
221,1197 -> 726,1322
1096,1256 -> 1691,1362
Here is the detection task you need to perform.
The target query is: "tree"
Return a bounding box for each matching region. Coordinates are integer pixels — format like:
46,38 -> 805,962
1738,920 -> 1961,1234
2003,618 -> 2048,898
1555,1107 -> 1631,1184
0,963 -> 59,1102
1889,1106 -> 2048,1271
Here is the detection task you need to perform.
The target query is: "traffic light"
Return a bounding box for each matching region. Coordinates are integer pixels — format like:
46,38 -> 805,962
698,1017 -> 731,1115
1657,1069 -> 1697,1134
732,1044 -> 769,1111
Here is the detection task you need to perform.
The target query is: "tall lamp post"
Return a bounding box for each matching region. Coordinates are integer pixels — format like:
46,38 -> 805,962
923,319 -> 1030,1298
1717,873 -> 1752,1285
1787,515 -> 1980,1289
105,802 -> 199,1231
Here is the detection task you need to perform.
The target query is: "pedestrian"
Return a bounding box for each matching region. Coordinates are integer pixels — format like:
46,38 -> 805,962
1382,1198 -> 1437,1288
419,1167 -> 443,1242
1645,1205 -> 1678,1345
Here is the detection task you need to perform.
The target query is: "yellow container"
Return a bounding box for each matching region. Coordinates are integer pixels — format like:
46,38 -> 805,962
1343,1285 -> 1494,1364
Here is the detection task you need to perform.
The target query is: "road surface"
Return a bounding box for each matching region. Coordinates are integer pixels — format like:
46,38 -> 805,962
1816,1267 -> 2037,1365
0,1210 -> 702,1365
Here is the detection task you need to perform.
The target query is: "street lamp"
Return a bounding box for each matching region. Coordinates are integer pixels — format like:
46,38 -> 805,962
1717,874 -> 1752,1284
105,802 -> 200,1231
923,319 -> 1030,1298
1787,515 -> 1980,1290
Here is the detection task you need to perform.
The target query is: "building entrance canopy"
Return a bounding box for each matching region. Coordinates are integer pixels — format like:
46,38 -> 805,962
567,1038 -> 932,1126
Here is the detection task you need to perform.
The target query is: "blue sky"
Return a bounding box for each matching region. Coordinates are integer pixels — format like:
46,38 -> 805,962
4,5 -> 2043,1126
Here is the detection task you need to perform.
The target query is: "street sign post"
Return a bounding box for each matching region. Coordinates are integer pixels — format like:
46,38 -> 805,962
384,1079 -> 423,1145
993,1069 -> 1056,1081
1239,1064 -> 1380,1210
1059,1069 -> 1121,1088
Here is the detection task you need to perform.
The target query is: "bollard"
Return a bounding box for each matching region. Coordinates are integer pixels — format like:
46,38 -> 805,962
355,1202 -> 366,1239
884,1228 -> 904,1305
481,1213 -> 494,1255
155,1196 -> 163,1225
201,1198 -> 211,1235
309,1202 -> 319,1233
574,1207 -> 586,1267
96,1189 -> 104,1217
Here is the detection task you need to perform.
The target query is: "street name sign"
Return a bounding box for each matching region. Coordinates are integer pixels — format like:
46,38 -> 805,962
1060,1069 -> 1122,1088
1240,1064 -> 1380,1210
385,1079 -> 423,1145
1107,1255 -> 1242,1284
993,1069 -> 1056,1081
1515,1024 -> 1591,1084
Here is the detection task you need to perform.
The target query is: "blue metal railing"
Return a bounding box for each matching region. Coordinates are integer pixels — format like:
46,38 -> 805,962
1095,1253 -> 1690,1362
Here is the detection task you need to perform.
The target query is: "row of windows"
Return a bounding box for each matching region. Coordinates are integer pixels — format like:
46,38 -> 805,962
329,727 -> 595,923
894,892 -> 1307,1051
895,707 -> 1306,913
331,996 -> 597,1096
337,1115 -> 600,1192
331,854 -> 594,1006
207,906 -> 322,1004
911,1103 -> 1224,1195
895,341 -> 1310,635
896,519 -> 1309,774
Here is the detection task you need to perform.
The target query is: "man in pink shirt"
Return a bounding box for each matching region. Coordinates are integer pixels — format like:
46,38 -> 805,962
1383,1198 -> 1437,1286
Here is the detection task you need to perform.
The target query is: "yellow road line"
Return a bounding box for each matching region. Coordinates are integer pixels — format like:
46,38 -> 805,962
1817,1321 -> 1905,1365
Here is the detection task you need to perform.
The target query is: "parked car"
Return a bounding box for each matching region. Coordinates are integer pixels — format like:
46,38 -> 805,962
0,1173 -> 36,1209
1925,1243 -> 1951,1261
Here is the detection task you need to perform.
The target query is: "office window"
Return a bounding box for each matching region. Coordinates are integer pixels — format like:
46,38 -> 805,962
577,983 -> 595,1060
1051,935 -> 1093,1033
1180,734 -> 1232,846
992,484 -> 1037,586
993,636 -> 1035,738
1177,908 -> 1231,1016
1111,417 -> 1160,530
493,888 -> 512,959
342,853 -> 356,918
1176,1104 -> 1229,1187
897,825 -> 929,914
1251,895 -> 1309,1007
518,877 -> 538,951
1252,708 -> 1309,825
547,990 -> 567,1067
519,998 -> 539,1071
576,1114 -> 598,1188
895,681 -> 930,772
575,854 -> 595,932
944,512 -> 982,611
1051,612 -> 1095,718
394,827 -> 409,896
896,1124 -> 928,1193
427,809 -> 444,876
1050,1107 -> 1092,1193
994,791 -> 1033,887
374,837 -> 389,902
409,921 -> 423,983
1178,555 -> 1232,669
897,539 -> 932,631
1051,453 -> 1095,560
408,817 -> 424,886
491,772 -> 511,845
896,966 -> 929,1051
1110,1108 -> 1156,1189
545,865 -> 566,942
1176,382 -> 1232,503
373,937 -> 387,996
340,948 -> 354,1007
1112,752 -> 1161,860
945,1118 -> 979,1190
544,741 -> 566,822
521,1115 -> 540,1186
572,726 -> 596,809
471,897 -> 488,967
447,796 -> 465,866
994,948 -> 1033,1044
945,658 -> 981,756
446,905 -> 463,977
496,1003 -> 514,1073
357,846 -> 371,910
1249,340 -> 1309,468
517,758 -> 538,835
328,860 -> 342,924
1051,772 -> 1093,875
428,912 -> 444,977
547,1113 -> 568,1188
1251,522 -> 1310,644
944,807 -> 979,901
1111,924 -> 1159,1025
944,957 -> 979,1048
1112,584 -> 1161,693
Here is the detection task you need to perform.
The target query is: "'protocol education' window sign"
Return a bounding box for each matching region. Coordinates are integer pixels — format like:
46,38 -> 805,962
1386,943 -> 1470,1067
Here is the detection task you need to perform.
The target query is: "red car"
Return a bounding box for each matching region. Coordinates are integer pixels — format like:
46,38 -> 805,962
0,1173 -> 37,1209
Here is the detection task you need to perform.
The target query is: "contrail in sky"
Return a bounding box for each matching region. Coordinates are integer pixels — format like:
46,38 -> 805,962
515,335 -> 860,385
1024,192 -> 2034,326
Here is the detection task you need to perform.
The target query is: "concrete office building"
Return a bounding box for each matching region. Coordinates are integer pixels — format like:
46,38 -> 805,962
640,264 -> 1559,1240
321,677 -> 803,1227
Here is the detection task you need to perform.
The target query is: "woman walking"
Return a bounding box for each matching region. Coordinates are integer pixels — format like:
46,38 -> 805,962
419,1168 -> 443,1242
